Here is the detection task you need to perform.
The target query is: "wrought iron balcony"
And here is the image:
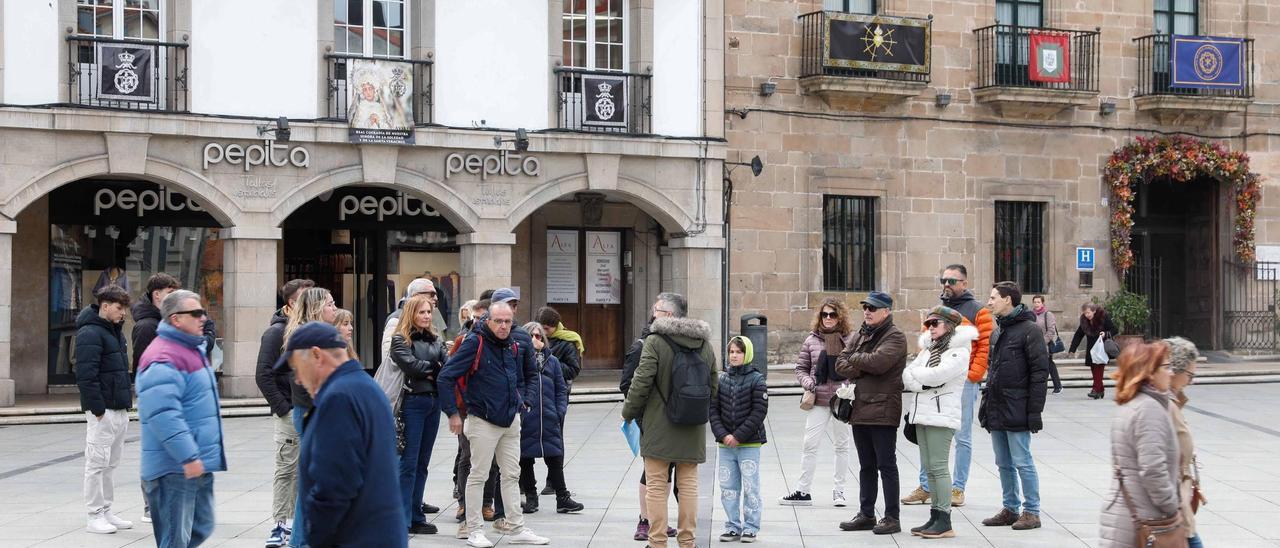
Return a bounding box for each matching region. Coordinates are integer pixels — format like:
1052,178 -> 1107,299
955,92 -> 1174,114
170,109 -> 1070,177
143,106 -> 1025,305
554,68 -> 651,134
1134,34 -> 1253,98
325,54 -> 433,125
797,11 -> 930,109
66,36 -> 188,112
974,25 -> 1099,92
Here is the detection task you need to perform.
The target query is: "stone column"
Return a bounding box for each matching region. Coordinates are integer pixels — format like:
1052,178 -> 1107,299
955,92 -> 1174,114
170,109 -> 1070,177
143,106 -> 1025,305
669,235 -> 726,356
458,232 -> 516,307
0,216 -> 14,407
219,227 -> 281,399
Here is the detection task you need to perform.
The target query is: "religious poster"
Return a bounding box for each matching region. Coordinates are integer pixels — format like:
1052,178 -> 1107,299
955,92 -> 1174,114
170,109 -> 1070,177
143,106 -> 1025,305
585,231 -> 621,305
1029,31 -> 1071,83
547,230 -> 579,304
346,58 -> 416,144
1172,35 -> 1245,90
96,43 -> 155,103
582,75 -> 627,128
824,13 -> 930,74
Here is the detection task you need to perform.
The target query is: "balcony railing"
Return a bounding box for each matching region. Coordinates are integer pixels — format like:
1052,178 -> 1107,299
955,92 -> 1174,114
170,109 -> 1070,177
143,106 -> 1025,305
1134,34 -> 1253,98
974,25 -> 1100,92
555,68 -> 651,134
798,11 -> 931,83
66,36 -> 188,112
325,54 -> 433,125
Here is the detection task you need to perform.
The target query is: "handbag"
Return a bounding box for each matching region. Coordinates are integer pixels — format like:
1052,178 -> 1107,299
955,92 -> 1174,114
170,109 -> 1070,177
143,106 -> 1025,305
829,383 -> 855,424
800,390 -> 816,411
1114,465 -> 1188,548
903,413 -> 917,445
1049,337 -> 1065,354
374,353 -> 408,414
1104,335 -> 1121,360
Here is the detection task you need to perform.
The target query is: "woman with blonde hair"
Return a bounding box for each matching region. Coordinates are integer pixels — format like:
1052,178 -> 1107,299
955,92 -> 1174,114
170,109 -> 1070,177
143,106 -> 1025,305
388,294 -> 446,535
330,308 -> 360,362
781,297 -> 854,506
1099,342 -> 1183,548
1165,337 -> 1205,548
281,286 -> 337,548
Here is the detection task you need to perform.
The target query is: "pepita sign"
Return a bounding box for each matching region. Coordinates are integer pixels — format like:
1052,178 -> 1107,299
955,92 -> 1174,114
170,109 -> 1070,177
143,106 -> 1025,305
203,139 -> 310,172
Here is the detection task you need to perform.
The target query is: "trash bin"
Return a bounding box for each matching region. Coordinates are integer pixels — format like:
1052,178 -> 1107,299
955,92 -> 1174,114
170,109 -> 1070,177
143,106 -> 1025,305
740,314 -> 768,379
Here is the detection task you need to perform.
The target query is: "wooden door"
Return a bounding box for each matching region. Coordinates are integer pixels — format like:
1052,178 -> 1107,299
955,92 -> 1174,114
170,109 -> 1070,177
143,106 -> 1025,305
546,228 -> 625,370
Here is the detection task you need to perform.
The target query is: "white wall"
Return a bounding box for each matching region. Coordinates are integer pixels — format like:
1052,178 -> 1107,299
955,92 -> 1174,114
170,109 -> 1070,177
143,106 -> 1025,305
2,0 -> 60,105
652,0 -> 702,136
434,1 -> 548,129
190,0 -> 318,118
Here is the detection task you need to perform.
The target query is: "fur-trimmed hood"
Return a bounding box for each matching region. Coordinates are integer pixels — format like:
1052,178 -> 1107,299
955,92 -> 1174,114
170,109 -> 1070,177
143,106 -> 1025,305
917,324 -> 979,352
650,316 -> 712,342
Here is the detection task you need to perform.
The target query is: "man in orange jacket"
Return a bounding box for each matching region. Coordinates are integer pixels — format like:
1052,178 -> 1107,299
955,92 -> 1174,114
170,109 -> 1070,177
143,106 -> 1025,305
902,264 -> 993,508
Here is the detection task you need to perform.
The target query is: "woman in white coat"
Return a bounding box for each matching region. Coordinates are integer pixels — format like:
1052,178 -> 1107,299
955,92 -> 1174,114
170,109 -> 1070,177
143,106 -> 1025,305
902,306 -> 977,539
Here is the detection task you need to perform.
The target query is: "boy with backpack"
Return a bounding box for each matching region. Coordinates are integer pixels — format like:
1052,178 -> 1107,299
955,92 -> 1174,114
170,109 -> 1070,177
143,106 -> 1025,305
710,336 -> 768,543
621,292 -> 718,548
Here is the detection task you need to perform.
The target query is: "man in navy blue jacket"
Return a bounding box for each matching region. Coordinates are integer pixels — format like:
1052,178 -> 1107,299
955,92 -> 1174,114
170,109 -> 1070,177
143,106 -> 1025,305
277,322 -> 405,548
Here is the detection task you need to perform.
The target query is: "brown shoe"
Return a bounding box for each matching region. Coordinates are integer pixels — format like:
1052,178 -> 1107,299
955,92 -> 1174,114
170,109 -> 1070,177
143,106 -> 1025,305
982,508 -> 1019,526
950,488 -> 965,507
482,505 -> 496,521
1011,512 -> 1041,530
900,486 -> 930,505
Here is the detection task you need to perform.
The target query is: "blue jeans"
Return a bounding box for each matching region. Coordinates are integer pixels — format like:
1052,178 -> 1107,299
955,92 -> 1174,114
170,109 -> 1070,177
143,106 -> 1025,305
143,472 -> 215,548
1188,533 -> 1204,548
399,393 -> 441,526
717,446 -> 762,535
990,429 -> 1039,515
920,380 -> 978,492
290,407 -> 307,547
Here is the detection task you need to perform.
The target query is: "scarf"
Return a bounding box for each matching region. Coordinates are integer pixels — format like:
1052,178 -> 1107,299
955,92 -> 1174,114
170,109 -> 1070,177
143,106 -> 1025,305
819,326 -> 846,356
549,322 -> 585,355
1033,304 -> 1046,315
926,331 -> 953,369
859,317 -> 892,340
815,327 -> 845,386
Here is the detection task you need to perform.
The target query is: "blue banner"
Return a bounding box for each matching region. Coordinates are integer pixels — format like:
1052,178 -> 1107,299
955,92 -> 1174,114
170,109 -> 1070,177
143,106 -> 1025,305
1171,35 -> 1245,90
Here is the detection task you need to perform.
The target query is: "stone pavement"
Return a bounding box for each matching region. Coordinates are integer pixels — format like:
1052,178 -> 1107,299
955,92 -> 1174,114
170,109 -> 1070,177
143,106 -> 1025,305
0,384 -> 1278,547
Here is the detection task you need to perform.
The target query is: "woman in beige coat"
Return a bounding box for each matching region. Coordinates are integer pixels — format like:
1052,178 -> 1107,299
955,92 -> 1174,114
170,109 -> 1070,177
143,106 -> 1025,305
1165,337 -> 1204,548
1098,341 -> 1181,548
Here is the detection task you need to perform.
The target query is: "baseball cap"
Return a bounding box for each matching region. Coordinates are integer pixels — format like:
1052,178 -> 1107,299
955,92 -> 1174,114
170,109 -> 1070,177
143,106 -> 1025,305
273,322 -> 348,370
492,287 -> 520,304
861,290 -> 893,309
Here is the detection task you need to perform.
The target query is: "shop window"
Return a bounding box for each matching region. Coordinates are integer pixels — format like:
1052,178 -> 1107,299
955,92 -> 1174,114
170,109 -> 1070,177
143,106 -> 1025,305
823,195 -> 876,292
822,0 -> 875,14
334,0 -> 410,59
994,201 -> 1046,293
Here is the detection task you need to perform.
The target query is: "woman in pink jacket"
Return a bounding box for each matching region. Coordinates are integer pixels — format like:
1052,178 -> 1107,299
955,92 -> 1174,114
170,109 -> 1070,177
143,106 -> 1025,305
780,298 -> 854,507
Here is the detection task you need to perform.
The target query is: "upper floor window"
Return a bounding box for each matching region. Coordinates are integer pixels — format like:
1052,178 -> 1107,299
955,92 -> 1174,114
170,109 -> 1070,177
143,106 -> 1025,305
77,0 -> 162,40
996,0 -> 1042,28
334,0 -> 409,58
1155,0 -> 1197,35
822,0 -> 875,14
562,0 -> 626,71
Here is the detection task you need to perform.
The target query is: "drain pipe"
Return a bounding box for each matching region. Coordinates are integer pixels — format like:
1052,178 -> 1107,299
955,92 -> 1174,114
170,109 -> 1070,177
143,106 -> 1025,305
722,174 -> 734,363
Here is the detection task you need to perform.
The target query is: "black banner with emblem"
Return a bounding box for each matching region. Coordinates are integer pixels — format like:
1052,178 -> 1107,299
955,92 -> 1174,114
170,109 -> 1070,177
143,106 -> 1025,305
824,13 -> 930,74
96,43 -> 156,102
582,75 -> 627,128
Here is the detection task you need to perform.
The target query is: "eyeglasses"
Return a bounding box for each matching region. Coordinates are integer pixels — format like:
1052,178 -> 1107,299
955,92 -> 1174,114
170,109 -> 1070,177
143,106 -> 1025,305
924,319 -> 943,328
489,318 -> 513,326
820,311 -> 839,319
940,278 -> 964,286
1176,370 -> 1196,379
1159,363 -> 1174,370
862,305 -> 881,312
174,309 -> 206,318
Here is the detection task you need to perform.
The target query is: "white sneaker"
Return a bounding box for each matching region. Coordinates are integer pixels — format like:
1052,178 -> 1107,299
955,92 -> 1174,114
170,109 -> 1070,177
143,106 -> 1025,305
833,490 -> 847,507
104,511 -> 134,530
508,528 -> 550,545
86,515 -> 118,534
140,508 -> 152,523
466,530 -> 495,548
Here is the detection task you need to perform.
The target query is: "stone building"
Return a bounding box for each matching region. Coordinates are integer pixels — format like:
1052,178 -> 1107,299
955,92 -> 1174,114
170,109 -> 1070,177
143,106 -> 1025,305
724,0 -> 1280,362
0,0 -> 725,406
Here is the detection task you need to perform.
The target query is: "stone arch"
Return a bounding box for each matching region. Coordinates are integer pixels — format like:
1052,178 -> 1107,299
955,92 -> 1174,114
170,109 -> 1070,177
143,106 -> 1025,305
505,172 -> 696,233
0,155 -> 243,226
269,166 -> 481,232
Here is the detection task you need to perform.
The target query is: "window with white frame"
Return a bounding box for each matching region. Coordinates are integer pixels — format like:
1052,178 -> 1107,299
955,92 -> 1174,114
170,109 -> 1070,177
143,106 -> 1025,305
562,0 -> 627,71
334,0 -> 409,58
76,0 -> 162,41
823,0 -> 875,14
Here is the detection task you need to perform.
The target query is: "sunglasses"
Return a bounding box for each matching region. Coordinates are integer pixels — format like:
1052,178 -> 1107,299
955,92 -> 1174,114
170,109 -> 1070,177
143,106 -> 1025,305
820,311 -> 839,319
940,278 -> 964,286
861,305 -> 882,312
174,309 -> 207,319
924,319 -> 944,328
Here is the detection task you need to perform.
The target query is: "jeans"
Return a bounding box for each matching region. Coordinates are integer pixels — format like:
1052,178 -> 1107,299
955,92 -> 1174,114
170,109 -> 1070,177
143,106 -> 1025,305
990,429 -> 1040,515
919,380 -> 977,492
289,407 -> 307,547
796,405 -> 851,495
520,456 -> 566,495
1188,533 -> 1204,548
399,393 -> 440,526
851,425 -> 899,519
916,426 -> 955,513
644,458 -> 699,548
143,472 -> 215,548
718,446 -> 762,535
270,413 -> 299,523
84,409 -> 129,515
463,415 -> 523,532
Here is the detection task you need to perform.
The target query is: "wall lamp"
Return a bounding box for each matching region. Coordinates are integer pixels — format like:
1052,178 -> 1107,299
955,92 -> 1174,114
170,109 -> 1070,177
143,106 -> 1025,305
935,93 -> 952,108
256,116 -> 290,142
726,155 -> 764,177
1099,101 -> 1117,116
759,78 -> 777,97
493,128 -> 530,153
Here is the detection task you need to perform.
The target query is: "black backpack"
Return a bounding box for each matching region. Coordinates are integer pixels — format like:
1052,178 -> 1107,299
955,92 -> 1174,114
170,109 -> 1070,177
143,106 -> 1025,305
654,334 -> 712,425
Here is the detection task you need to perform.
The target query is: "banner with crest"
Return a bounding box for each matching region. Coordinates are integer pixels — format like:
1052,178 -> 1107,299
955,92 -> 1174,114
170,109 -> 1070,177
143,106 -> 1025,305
96,43 -> 155,103
582,75 -> 627,128
346,59 -> 416,144
1029,31 -> 1071,83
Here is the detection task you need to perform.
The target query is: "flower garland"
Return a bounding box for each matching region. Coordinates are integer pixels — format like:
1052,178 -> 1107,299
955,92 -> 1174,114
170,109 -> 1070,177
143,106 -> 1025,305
1104,135 -> 1262,272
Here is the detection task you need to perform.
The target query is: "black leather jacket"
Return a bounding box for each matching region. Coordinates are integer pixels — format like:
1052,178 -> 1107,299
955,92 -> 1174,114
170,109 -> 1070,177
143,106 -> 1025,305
390,331 -> 446,395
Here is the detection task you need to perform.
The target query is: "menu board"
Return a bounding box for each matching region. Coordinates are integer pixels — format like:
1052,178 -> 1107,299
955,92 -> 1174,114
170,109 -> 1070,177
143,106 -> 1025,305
546,230 -> 579,303
586,231 -> 622,305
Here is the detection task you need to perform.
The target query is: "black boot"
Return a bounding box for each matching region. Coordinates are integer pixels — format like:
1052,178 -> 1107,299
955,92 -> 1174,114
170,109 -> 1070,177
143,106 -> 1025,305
911,509 -> 939,536
556,492 -> 584,514
521,491 -> 539,514
919,510 -> 955,539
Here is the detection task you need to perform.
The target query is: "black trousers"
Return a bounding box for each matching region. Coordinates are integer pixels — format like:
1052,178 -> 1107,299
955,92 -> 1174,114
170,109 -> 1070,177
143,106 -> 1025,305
520,456 -> 567,495
851,424 -> 900,519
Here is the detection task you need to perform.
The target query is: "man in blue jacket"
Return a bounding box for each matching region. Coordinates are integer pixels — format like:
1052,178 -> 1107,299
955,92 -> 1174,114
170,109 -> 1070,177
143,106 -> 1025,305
277,321 -> 405,548
439,300 -> 550,547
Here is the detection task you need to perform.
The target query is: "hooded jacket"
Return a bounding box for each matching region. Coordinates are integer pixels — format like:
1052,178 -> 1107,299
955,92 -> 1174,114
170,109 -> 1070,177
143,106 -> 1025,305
710,337 -> 768,446
980,305 -> 1051,432
547,329 -> 583,382
621,316 -> 720,463
834,319 -> 908,427
795,330 -> 854,408
1099,386 -> 1181,548
943,290 -> 994,383
255,310 -> 292,417
437,320 -> 532,428
130,301 -> 162,373
520,347 -> 569,458
75,305 -> 133,415
903,325 -> 977,430
137,322 -> 226,481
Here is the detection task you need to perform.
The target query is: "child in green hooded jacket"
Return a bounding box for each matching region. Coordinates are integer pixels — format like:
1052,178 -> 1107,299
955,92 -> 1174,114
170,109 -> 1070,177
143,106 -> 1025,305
709,336 -> 769,543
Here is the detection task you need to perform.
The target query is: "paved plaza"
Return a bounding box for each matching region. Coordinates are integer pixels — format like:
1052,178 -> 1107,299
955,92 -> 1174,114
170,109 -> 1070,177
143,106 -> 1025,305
0,383 -> 1278,547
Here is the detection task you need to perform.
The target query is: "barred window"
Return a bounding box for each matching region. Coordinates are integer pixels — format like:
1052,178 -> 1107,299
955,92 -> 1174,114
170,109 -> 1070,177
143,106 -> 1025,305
823,195 -> 876,291
995,201 -> 1046,293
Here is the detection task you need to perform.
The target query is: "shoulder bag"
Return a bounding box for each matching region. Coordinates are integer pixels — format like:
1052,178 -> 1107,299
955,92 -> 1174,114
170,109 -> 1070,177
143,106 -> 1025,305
828,382 -> 855,424
1113,465 -> 1188,548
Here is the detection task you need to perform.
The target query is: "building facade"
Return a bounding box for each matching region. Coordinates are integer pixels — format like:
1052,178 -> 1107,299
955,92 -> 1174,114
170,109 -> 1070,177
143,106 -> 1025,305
0,0 -> 726,406
725,0 -> 1280,362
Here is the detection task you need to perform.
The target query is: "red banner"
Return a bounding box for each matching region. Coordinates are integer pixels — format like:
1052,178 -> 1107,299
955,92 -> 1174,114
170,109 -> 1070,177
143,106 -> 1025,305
1029,31 -> 1071,83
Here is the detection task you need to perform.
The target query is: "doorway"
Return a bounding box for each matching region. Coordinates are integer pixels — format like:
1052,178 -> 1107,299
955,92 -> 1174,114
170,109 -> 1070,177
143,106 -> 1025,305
545,227 -> 626,370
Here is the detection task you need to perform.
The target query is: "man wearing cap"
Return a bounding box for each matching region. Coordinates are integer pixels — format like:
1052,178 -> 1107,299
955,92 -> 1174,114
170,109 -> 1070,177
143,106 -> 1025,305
278,322 -> 405,548
834,290 -> 908,536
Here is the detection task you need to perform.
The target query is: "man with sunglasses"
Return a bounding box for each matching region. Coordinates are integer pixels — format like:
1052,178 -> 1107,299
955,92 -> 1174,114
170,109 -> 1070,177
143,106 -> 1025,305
902,265 -> 993,508
137,290 -> 227,547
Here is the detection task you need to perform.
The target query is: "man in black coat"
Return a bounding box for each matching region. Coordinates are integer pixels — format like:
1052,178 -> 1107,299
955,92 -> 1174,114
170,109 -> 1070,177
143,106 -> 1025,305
979,281 -> 1050,532
130,273 -> 180,375
76,284 -> 135,534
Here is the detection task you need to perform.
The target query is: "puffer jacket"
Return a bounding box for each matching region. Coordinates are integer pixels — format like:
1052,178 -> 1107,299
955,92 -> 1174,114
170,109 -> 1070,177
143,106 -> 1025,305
437,321 -> 532,428
137,322 -> 227,481
389,330 -> 446,395
709,363 -> 768,446
520,348 -> 569,458
903,325 -> 977,430
130,301 -> 162,373
834,319 -> 908,427
621,316 -> 720,464
254,311 -> 292,417
980,306 -> 1050,432
942,291 -> 994,382
795,331 -> 853,408
74,305 -> 133,415
1099,386 -> 1181,548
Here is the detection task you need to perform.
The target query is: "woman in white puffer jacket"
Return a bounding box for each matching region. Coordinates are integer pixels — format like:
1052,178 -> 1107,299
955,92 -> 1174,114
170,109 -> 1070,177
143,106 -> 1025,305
902,306 -> 978,539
